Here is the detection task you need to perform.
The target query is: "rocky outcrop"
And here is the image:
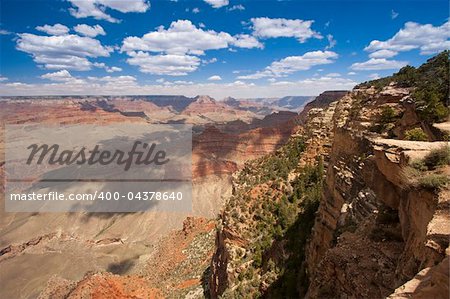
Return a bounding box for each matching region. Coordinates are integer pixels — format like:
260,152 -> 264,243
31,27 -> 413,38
253,111 -> 298,128
36,217 -> 215,299
388,255 -> 449,299
209,82 -> 448,298
193,123 -> 299,178
305,84 -> 449,298
297,90 -> 348,124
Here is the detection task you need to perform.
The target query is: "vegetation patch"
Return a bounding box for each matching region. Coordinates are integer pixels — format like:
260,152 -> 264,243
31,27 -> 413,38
357,51 -> 449,124
417,174 -> 449,190
221,135 -> 323,298
422,146 -> 450,169
370,106 -> 400,135
403,146 -> 450,191
404,128 -> 428,141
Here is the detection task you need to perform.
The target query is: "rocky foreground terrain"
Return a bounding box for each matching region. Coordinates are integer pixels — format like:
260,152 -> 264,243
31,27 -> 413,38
1,52 -> 449,299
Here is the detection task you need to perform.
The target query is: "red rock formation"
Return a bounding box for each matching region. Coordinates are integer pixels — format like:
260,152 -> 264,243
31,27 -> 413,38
182,95 -> 234,115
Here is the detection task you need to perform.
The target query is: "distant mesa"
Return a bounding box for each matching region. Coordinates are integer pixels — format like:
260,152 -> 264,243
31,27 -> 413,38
138,95 -> 195,112
182,95 -> 235,115
193,95 -> 216,104
223,97 -> 241,108
277,95 -> 316,110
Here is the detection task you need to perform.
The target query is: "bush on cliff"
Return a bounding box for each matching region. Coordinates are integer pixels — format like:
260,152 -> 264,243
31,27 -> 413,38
422,146 -> 450,169
358,51 -> 450,123
404,128 -> 428,141
418,174 -> 449,190
404,146 -> 450,191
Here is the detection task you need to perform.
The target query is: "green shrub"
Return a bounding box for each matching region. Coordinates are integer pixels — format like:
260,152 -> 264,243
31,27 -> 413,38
418,174 -> 449,190
369,123 -> 387,134
404,128 -> 428,141
227,135 -> 325,297
401,166 -> 421,184
253,249 -> 262,268
380,106 -> 397,123
245,268 -> 254,280
423,146 -> 450,169
410,146 -> 450,172
410,159 -> 427,171
442,132 -> 449,141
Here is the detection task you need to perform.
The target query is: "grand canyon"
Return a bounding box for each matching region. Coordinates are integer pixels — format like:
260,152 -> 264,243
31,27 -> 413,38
1,0 -> 449,298
1,52 -> 449,298
0,92 -> 316,298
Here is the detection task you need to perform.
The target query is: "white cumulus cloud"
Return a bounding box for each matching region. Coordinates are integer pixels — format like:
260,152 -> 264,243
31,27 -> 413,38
350,58 -> 408,71
41,70 -> 75,82
16,33 -> 112,71
238,50 -> 338,79
74,24 -> 106,37
365,21 -> 450,56
68,0 -> 150,23
325,34 -> 336,49
250,17 -> 322,42
35,24 -> 69,35
87,75 -> 136,84
0,29 -> 11,35
121,20 -> 262,75
368,49 -> 398,59
208,75 -> 222,81
108,66 -> 122,72
121,20 -> 234,55
231,34 -> 263,49
228,4 -> 245,11
203,0 -> 229,8
93,62 -> 122,72
126,51 -> 201,75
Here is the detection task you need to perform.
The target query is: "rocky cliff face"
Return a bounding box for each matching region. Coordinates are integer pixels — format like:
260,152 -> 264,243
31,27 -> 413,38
207,90 -> 349,298
297,90 -> 348,124
209,54 -> 449,298
305,84 -> 449,298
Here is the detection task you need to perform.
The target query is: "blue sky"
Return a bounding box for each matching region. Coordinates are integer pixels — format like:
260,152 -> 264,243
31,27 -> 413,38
0,0 -> 449,98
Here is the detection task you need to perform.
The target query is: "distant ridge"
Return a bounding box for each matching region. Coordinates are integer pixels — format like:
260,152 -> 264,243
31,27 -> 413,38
137,95 -> 195,112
